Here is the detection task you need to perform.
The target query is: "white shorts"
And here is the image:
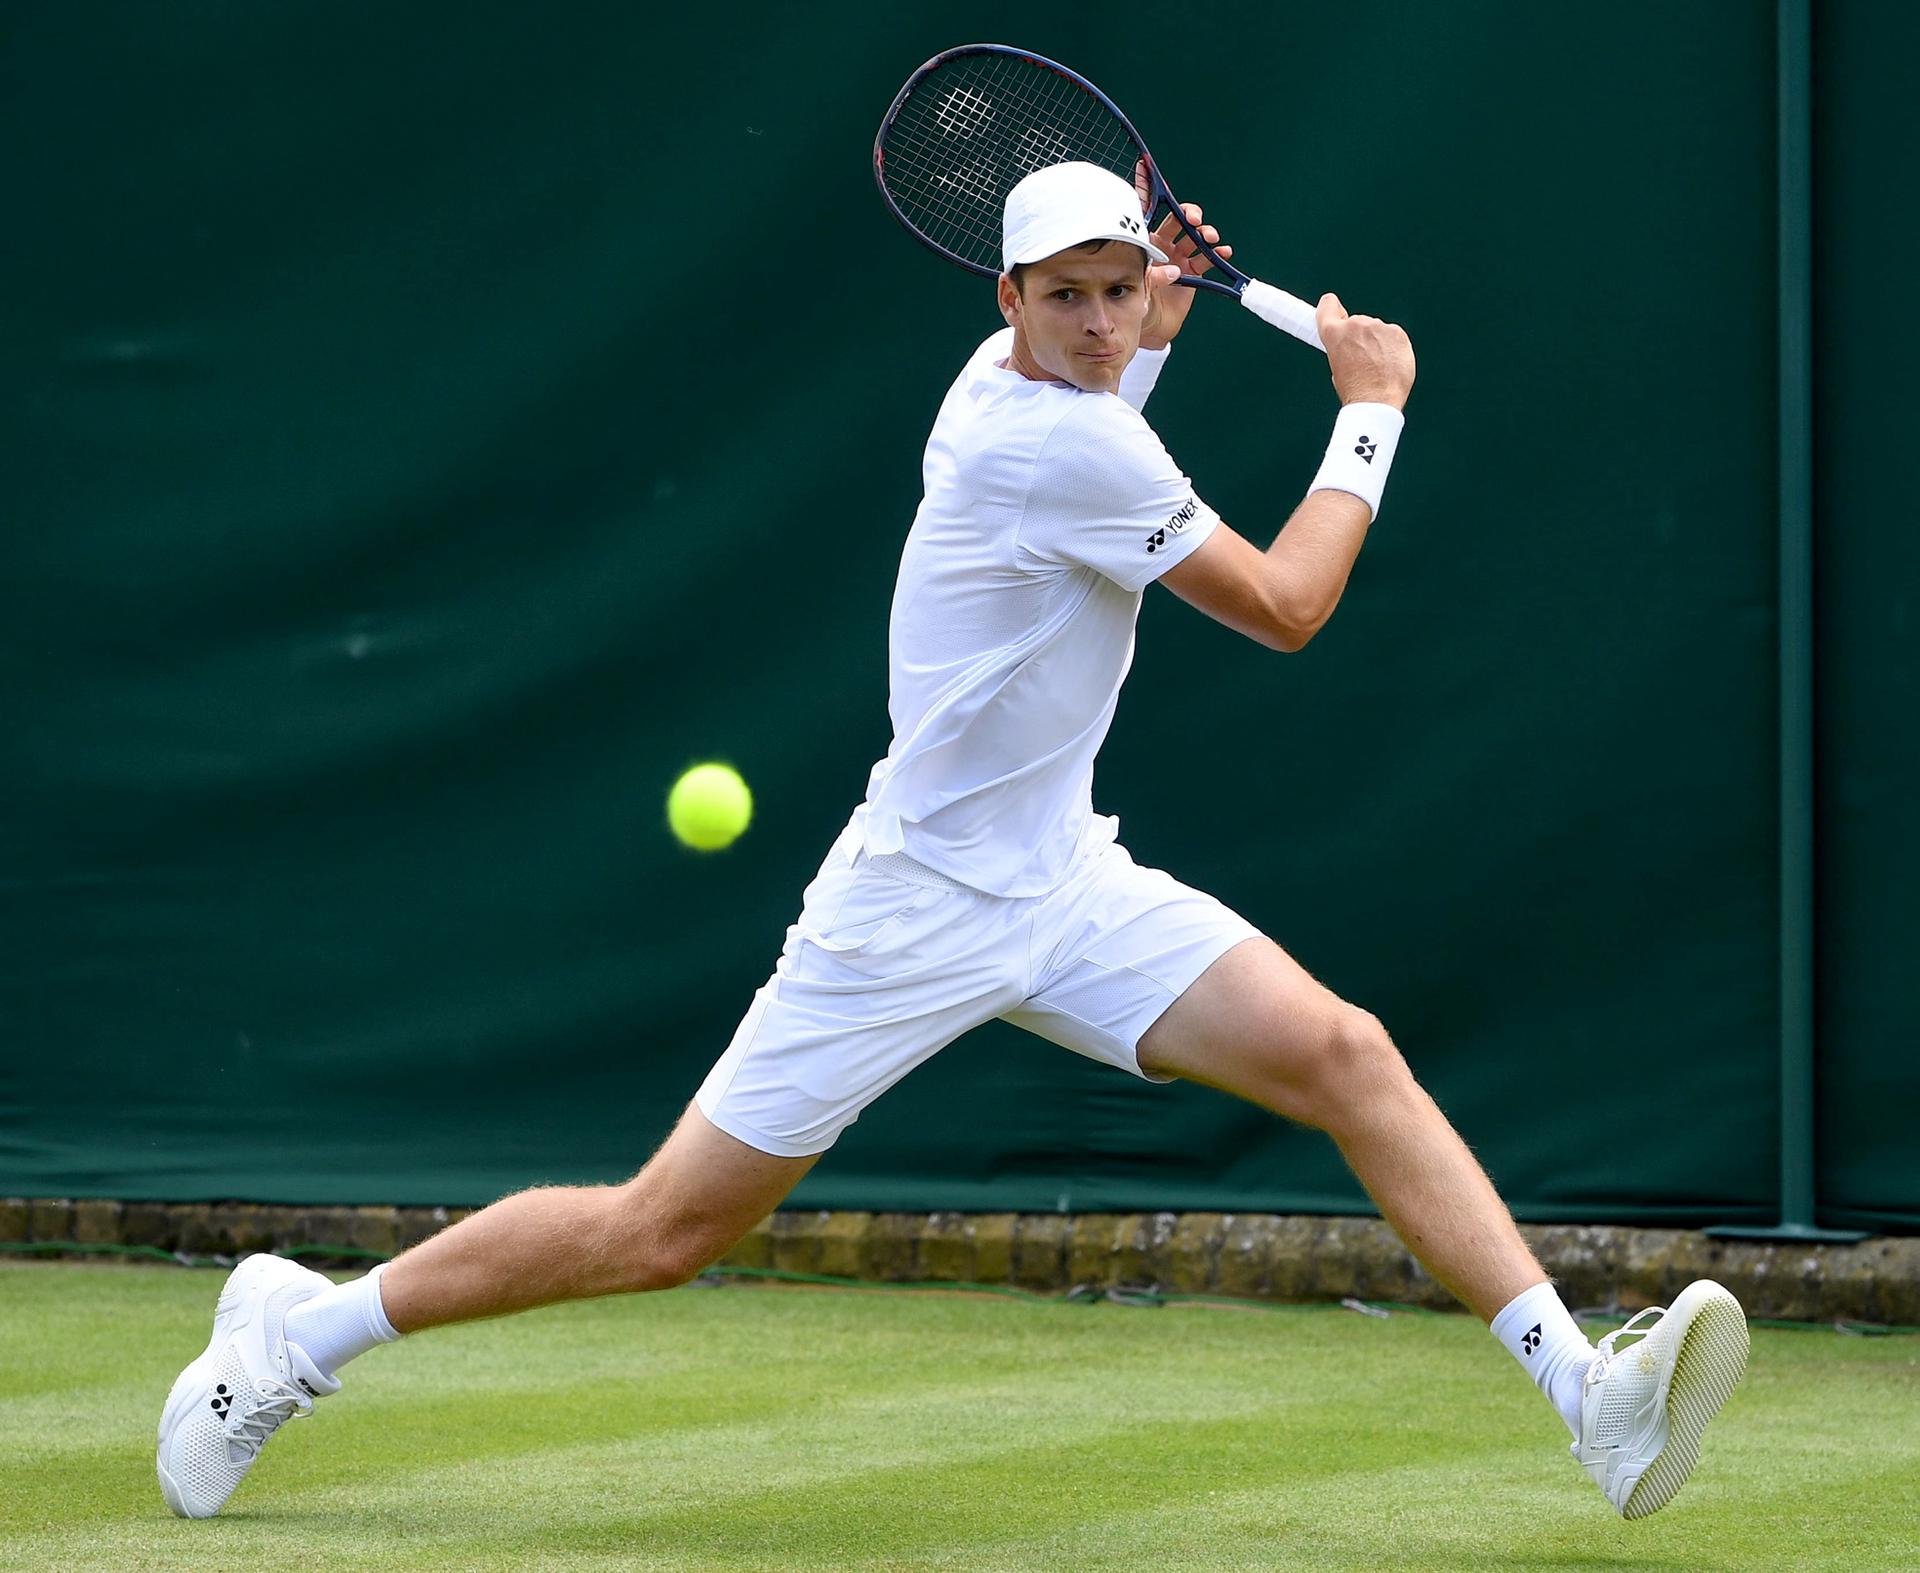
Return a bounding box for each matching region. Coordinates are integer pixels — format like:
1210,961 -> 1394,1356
694,818 -> 1266,1158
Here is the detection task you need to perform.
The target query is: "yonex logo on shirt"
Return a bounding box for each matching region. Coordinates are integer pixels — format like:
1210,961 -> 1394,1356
1145,498 -> 1200,554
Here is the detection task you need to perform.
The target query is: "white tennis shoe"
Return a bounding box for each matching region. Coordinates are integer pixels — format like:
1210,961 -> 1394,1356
1572,1278 -> 1749,1519
156,1253 -> 341,1518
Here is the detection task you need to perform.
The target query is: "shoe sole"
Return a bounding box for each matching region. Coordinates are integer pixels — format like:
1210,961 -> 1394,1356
1621,1280 -> 1749,1520
155,1255 -> 275,1519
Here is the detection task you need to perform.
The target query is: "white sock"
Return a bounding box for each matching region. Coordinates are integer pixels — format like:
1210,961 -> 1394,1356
284,1262 -> 402,1378
1490,1280 -> 1594,1439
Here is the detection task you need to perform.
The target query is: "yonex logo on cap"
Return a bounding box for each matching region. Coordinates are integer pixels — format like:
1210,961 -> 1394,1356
1001,162 -> 1170,273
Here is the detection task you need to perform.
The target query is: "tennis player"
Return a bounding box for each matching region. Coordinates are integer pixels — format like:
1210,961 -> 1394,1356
158,161 -> 1746,1522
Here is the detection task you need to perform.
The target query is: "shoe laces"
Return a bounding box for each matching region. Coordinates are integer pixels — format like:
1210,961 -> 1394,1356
1586,1305 -> 1665,1386
227,1377 -> 313,1462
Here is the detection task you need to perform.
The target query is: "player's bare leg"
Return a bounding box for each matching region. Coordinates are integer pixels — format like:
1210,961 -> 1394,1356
380,1106 -> 815,1331
1139,935 -> 1748,1516
1138,935 -> 1539,1319
157,1106 -> 811,1516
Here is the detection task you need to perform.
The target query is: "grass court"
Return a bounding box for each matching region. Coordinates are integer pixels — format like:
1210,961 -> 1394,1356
2,1260 -> 1913,1571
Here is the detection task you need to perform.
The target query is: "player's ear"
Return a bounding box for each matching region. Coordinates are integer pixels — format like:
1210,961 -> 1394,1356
998,271 -> 1022,327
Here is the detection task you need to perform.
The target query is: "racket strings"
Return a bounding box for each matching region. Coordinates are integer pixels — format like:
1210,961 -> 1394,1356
880,52 -> 1140,273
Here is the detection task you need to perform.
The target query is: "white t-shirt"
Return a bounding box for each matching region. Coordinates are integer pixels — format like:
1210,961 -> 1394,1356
847,327 -> 1221,897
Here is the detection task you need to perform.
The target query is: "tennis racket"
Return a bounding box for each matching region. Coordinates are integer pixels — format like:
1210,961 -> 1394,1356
874,43 -> 1325,354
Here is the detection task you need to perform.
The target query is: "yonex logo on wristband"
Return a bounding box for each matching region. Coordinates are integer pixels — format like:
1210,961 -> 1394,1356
1522,1323 -> 1543,1356
1311,409 -> 1397,519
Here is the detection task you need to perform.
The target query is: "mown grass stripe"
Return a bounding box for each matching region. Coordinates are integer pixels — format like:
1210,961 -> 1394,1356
1,1262 -> 1913,1572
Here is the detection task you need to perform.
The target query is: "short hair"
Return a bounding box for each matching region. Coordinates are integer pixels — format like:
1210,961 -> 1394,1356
1008,237 -> 1144,295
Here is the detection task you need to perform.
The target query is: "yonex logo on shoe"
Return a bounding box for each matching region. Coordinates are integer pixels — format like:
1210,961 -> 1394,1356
209,1382 -> 234,1417
1355,437 -> 1378,463
1521,1323 -> 1543,1356
296,1378 -> 319,1397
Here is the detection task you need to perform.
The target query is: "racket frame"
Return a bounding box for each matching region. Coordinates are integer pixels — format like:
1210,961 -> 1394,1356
873,42 -> 1248,298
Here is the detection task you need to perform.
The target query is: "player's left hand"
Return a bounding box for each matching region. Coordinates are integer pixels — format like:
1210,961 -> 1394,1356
1139,196 -> 1230,352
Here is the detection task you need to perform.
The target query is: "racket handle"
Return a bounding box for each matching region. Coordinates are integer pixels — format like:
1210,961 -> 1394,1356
1239,279 -> 1326,353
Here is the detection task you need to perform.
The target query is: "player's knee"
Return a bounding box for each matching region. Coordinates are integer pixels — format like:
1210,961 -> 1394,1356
635,1246 -> 709,1293
1284,1005 -> 1405,1128
617,1229 -> 717,1294
1330,1005 -> 1407,1090
601,1187 -> 723,1293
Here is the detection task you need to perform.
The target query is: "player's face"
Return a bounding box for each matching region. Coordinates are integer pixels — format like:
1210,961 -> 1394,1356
1000,243 -> 1150,393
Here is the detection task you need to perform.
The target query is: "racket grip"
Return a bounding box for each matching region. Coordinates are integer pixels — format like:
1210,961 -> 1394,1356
1239,279 -> 1326,353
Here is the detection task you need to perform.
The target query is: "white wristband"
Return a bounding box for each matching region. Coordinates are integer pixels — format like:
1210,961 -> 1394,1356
1309,403 -> 1405,521
1118,342 -> 1169,411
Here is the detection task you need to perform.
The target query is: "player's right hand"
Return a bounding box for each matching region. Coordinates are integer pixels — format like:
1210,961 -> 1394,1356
1317,293 -> 1415,410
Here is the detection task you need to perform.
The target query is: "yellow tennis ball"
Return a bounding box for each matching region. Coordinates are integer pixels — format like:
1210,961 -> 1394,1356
667,762 -> 753,851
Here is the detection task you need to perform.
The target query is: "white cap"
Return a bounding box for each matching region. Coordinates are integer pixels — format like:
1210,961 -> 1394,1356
1001,161 -> 1168,275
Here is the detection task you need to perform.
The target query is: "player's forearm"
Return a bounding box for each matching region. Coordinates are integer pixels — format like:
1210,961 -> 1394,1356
1261,488 -> 1374,651
1262,401 -> 1406,650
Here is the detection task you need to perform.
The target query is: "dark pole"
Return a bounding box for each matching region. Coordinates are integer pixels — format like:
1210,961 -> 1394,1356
1710,0 -> 1862,1243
